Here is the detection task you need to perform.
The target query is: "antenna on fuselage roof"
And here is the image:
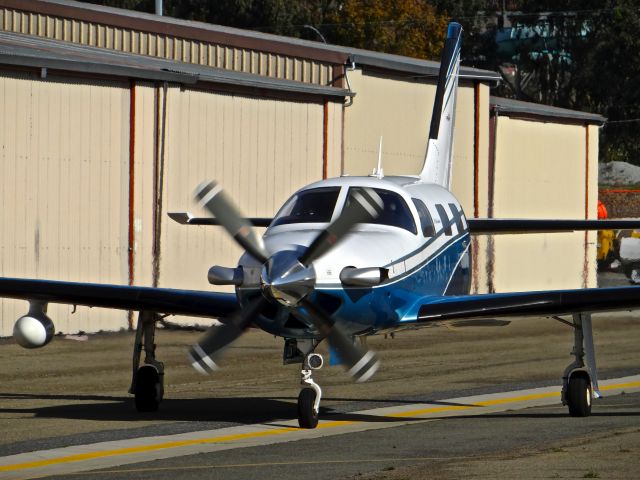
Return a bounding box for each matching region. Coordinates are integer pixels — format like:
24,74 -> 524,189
370,136 -> 384,179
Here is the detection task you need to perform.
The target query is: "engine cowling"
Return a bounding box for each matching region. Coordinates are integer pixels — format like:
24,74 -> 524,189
13,308 -> 55,349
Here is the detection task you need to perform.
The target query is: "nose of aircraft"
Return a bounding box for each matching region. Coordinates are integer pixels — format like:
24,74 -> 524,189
260,251 -> 316,306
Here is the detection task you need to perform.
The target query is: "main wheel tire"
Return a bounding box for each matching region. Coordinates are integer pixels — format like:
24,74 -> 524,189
566,374 -> 592,417
134,365 -> 162,412
297,388 -> 319,429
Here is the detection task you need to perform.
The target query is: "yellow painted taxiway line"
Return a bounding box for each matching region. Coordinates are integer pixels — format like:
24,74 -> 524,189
0,427 -> 298,473
389,390 -> 561,418
1,376 -> 639,479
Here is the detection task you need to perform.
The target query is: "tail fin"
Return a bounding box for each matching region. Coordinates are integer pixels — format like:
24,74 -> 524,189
419,22 -> 462,188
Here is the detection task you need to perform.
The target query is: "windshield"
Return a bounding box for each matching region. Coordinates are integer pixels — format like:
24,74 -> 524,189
271,187 -> 340,227
347,187 -> 417,234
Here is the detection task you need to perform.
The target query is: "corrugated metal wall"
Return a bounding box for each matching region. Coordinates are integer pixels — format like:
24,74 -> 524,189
488,117 -> 597,291
325,100 -> 343,179
0,71 -> 340,336
341,69 -> 484,217
135,88 -> 341,324
494,120 -> 589,218
0,72 -> 130,336
449,85 -> 482,215
342,69 -> 435,178
0,6 -> 334,86
131,82 -> 157,289
156,89 -> 329,301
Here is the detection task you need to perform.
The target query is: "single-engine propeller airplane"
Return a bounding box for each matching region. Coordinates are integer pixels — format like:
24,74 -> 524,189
4,22 -> 640,428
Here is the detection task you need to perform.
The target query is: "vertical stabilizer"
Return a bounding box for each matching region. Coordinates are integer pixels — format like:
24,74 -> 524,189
420,22 -> 462,188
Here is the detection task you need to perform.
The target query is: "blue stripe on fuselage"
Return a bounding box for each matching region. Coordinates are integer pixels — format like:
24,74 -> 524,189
310,232 -> 471,335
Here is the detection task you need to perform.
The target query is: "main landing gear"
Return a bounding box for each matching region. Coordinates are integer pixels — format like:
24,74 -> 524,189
557,313 -> 600,417
285,338 -> 324,428
129,311 -> 165,412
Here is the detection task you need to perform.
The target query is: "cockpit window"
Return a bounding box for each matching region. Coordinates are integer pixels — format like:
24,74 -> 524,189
271,187 -> 340,227
347,187 -> 417,234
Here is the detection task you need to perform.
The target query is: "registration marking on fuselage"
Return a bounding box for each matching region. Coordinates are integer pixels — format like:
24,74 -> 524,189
1,375 -> 639,480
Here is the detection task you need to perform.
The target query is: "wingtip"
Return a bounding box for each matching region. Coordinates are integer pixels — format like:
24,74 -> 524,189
168,212 -> 194,224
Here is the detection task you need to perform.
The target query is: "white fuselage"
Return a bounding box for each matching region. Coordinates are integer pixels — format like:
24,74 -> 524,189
236,175 -> 472,338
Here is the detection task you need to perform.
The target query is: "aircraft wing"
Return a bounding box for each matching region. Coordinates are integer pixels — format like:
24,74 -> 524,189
168,216 -> 640,234
0,277 -> 238,318
168,212 -> 271,227
466,219 -> 640,234
416,286 -> 640,323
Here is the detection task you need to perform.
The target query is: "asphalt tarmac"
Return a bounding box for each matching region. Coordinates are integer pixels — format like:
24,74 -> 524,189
42,391 -> 640,480
1,271 -> 639,479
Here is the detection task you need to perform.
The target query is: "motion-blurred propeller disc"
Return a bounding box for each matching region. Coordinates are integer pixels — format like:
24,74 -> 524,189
189,296 -> 268,374
302,300 -> 380,382
190,180 -> 381,383
194,181 -> 269,263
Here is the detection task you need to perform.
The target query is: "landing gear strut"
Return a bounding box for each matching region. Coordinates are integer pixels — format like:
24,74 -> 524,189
559,313 -> 600,417
285,339 -> 323,428
298,352 -> 323,428
129,311 -> 165,412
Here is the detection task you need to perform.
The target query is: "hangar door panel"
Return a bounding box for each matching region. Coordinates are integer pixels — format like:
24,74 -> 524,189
161,89 -> 325,297
491,118 -> 596,291
342,70 -> 477,187
0,73 -> 130,336
343,70 -> 434,176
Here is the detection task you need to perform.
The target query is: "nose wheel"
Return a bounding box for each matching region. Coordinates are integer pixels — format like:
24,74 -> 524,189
298,352 -> 323,428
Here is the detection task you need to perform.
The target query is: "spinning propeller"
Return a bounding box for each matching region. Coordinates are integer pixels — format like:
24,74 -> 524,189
188,181 -> 383,382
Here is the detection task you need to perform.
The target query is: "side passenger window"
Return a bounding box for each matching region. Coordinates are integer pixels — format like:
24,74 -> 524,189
448,203 -> 465,232
435,204 -> 452,236
412,198 -> 436,237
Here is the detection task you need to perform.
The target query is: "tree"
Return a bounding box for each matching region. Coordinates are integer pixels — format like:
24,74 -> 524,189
325,0 -> 449,60
574,1 -> 640,164
494,0 -> 640,164
82,0 -> 450,60
81,1 -> 341,41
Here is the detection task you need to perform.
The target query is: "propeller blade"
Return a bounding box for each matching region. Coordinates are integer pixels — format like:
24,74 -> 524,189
188,296 -> 268,374
194,181 -> 269,263
299,187 -> 383,267
301,300 -> 380,382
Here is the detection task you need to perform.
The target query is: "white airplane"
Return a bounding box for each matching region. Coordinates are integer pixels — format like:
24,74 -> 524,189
4,23 -> 640,428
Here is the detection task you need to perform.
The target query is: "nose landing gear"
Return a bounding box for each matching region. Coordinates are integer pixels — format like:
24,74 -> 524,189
285,338 -> 324,428
298,352 -> 323,428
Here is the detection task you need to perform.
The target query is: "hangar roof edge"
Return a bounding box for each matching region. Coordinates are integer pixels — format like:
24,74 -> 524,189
490,96 -> 606,125
342,48 -> 500,81
4,0 -> 500,82
0,31 -> 352,98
